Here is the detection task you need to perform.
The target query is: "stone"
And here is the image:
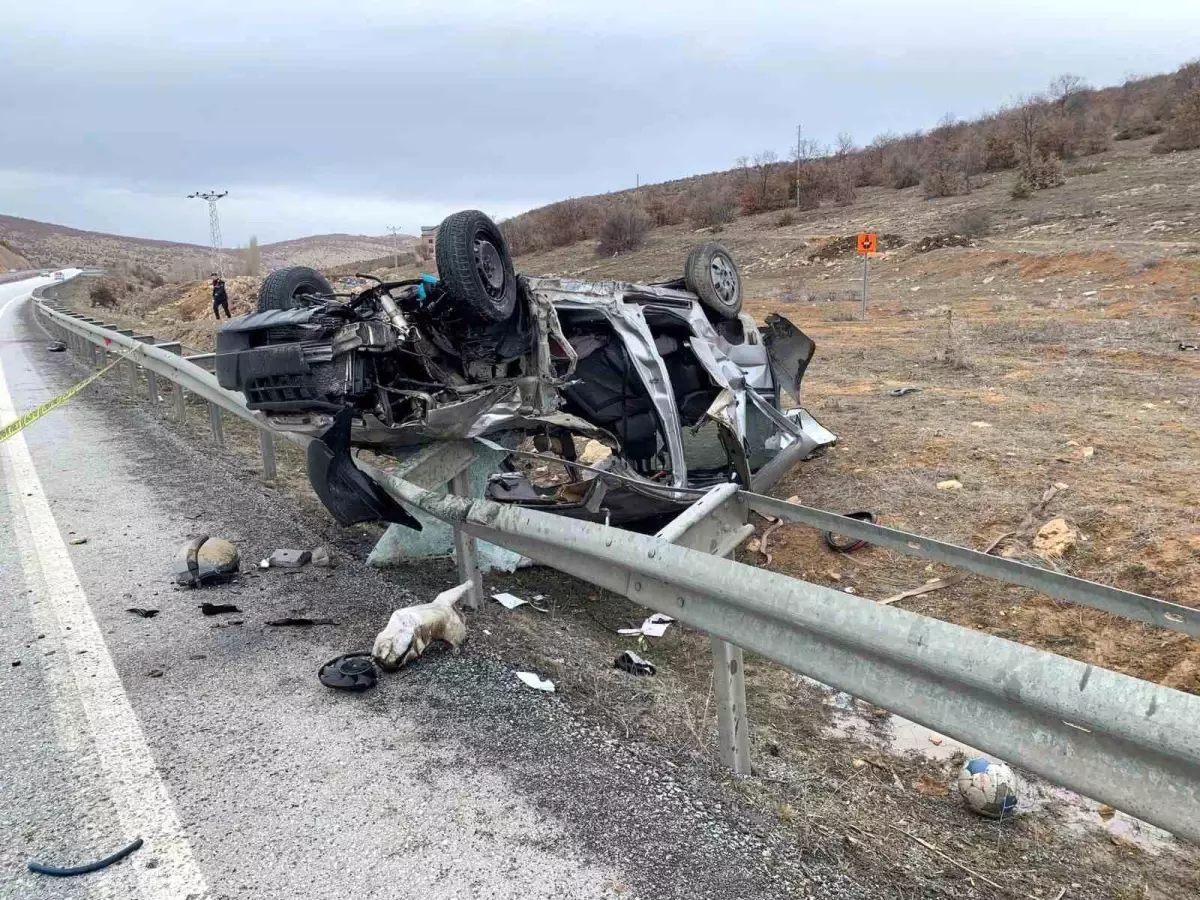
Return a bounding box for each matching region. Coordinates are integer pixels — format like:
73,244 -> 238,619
310,546 -> 335,568
936,479 -> 963,490
269,548 -> 311,568
579,440 -> 613,467
1034,518 -> 1078,558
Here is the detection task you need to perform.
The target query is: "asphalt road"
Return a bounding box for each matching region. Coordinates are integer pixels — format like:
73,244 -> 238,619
0,276 -> 873,900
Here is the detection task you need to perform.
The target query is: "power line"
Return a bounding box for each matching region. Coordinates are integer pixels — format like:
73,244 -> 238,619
187,191 -> 228,278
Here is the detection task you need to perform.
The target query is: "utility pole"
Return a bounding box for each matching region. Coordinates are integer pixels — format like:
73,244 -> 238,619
386,225 -> 402,269
187,191 -> 228,278
795,124 -> 802,209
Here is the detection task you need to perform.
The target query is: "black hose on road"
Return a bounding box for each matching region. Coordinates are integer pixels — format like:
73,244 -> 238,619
28,837 -> 143,877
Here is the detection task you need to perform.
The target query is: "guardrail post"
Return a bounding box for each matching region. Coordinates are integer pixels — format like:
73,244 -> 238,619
449,470 -> 482,610
175,384 -> 187,423
209,403 -> 224,447
147,370 -> 159,407
712,638 -> 751,775
259,429 -> 276,480
655,484 -> 754,775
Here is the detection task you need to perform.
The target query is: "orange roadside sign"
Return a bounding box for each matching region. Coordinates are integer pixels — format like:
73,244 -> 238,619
857,232 -> 877,255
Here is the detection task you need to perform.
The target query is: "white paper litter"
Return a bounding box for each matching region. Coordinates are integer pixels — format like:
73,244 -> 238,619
618,613 -> 675,638
492,592 -> 547,613
516,671 -> 556,692
258,559 -> 270,569
491,592 -> 527,610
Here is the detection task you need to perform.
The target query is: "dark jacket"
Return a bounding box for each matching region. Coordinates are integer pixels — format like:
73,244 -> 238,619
212,279 -> 228,305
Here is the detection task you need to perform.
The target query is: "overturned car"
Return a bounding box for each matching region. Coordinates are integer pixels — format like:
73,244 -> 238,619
216,210 -> 834,529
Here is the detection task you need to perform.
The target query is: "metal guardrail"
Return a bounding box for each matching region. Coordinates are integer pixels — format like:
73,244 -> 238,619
24,278 -> 1200,842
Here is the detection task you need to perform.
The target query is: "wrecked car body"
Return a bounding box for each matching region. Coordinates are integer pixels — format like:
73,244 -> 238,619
215,210 -> 834,529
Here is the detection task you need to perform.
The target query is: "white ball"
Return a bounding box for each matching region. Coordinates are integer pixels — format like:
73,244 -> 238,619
957,758 -> 1019,819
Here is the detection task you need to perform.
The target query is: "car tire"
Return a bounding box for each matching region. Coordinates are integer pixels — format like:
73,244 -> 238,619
258,266 -> 334,312
684,242 -> 742,319
436,210 -> 517,323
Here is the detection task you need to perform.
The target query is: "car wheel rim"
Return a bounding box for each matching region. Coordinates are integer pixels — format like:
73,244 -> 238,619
474,237 -> 506,297
710,255 -> 738,307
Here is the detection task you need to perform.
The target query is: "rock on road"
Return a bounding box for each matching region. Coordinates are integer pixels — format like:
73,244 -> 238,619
0,274 -> 867,900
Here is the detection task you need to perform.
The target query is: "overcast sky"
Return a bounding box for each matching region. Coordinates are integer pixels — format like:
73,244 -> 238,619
1,1 -> 1195,245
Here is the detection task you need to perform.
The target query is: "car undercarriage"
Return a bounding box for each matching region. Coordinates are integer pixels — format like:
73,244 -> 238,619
215,210 -> 835,530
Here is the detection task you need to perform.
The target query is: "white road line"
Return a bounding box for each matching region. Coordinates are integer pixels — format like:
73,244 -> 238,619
1,286 -> 209,900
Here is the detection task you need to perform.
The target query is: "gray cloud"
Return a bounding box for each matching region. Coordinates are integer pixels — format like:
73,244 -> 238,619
1,0 -> 1195,244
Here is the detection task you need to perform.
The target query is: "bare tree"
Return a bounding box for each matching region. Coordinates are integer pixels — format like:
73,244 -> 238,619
752,150 -> 778,207
1049,74 -> 1088,115
1014,94 -> 1047,166
835,133 -> 856,157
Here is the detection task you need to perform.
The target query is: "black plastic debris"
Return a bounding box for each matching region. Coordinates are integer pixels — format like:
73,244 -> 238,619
1180,343 -> 1199,352
614,650 -> 656,677
823,511 -> 879,553
28,837 -> 143,877
266,617 -> 337,627
126,608 -> 159,618
318,653 -> 377,693
199,603 -> 240,616
46,341 -> 67,352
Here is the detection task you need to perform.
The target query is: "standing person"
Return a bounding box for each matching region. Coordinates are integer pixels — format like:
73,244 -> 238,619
211,273 -> 231,319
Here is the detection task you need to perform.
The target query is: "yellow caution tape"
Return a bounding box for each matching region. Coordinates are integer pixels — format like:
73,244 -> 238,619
0,345 -> 138,443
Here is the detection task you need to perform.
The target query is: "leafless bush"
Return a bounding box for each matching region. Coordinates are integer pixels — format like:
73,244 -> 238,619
983,133 -> 1018,170
688,189 -> 737,228
1012,152 -> 1065,198
953,209 -> 993,237
89,280 -> 120,308
775,211 -> 795,228
596,207 -> 652,256
1153,87 -> 1200,153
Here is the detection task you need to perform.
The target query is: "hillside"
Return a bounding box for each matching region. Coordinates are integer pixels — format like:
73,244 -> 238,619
62,131 -> 1200,705
0,238 -> 31,271
0,214 -> 412,277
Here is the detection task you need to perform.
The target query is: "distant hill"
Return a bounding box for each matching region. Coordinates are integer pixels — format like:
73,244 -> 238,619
0,214 -> 414,278
0,237 -> 31,271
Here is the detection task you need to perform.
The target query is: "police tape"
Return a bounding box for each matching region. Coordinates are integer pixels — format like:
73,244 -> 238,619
0,345 -> 138,444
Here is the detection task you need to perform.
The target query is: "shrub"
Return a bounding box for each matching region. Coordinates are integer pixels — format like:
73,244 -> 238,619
775,211 -> 795,228
89,280 -> 119,308
953,208 -> 993,237
1153,88 -> 1200,153
688,190 -> 737,228
922,169 -> 969,198
644,193 -> 686,227
1012,152 -> 1065,197
887,158 -> 921,189
983,133 -> 1018,171
596,207 -> 652,256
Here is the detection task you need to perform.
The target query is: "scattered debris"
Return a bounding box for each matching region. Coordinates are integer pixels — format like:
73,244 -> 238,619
1034,517 -> 1078,558
1179,342 -> 1199,352
823,511 -> 878,553
68,537 -> 87,545
265,617 -> 337,627
258,559 -> 269,569
491,592 -> 529,610
618,613 -> 674,638
173,535 -> 240,587
318,653 -> 377,693
912,774 -> 949,797
1078,445 -> 1095,459
199,603 -> 240,616
936,479 -> 963,490
310,546 -> 336,568
969,421 -> 992,428
885,825 -> 1009,894
372,582 -> 469,671
46,341 -> 67,352
957,758 -> 1019,819
146,669 -> 164,678
11,660 -> 20,668
880,533 -> 1011,605
125,608 -> 159,618
614,650 -> 656,677
756,516 -> 786,566
268,548 -> 311,568
28,837 -> 144,878
516,671 -> 556,692
888,386 -> 921,396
